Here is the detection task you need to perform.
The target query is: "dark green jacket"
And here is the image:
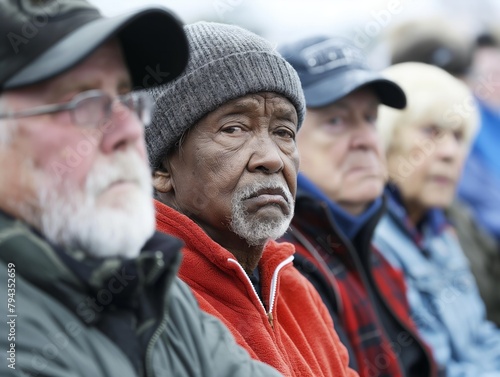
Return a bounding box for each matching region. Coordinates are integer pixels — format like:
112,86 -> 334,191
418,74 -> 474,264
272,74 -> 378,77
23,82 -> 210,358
447,200 -> 500,326
0,213 -> 282,377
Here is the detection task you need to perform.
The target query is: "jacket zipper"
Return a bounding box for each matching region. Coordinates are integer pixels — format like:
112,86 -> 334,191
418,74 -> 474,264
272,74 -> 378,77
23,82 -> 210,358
145,311 -> 169,377
227,256 -> 293,329
144,252 -> 180,377
268,255 -> 294,327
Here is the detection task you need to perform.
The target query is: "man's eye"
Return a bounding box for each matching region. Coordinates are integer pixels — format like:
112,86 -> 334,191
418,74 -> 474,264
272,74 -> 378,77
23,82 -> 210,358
275,128 -> 295,139
320,116 -> 346,134
222,125 -> 243,134
366,114 -> 377,124
327,117 -> 342,125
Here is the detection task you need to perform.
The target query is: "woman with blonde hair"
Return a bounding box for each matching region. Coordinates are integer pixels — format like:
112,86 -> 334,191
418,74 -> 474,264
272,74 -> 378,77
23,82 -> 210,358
373,62 -> 500,376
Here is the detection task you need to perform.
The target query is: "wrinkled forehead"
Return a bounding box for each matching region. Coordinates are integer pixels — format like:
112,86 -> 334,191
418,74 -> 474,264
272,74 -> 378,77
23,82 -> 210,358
220,92 -> 297,118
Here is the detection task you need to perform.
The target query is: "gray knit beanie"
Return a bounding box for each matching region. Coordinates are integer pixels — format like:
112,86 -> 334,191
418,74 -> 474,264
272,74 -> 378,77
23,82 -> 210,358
145,21 -> 305,170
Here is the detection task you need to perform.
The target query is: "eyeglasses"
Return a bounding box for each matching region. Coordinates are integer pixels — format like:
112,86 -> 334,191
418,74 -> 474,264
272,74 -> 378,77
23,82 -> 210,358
0,90 -> 154,128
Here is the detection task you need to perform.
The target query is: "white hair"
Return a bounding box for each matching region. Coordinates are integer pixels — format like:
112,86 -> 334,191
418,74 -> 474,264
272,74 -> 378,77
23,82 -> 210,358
378,62 -> 480,152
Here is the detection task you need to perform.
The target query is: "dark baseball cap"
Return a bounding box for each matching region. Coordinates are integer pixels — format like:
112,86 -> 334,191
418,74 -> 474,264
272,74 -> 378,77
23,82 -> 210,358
279,36 -> 406,109
0,0 -> 189,91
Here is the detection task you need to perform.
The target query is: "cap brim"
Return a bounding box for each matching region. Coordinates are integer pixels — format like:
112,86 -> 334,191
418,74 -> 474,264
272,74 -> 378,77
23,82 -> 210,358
4,7 -> 188,90
304,69 -> 406,109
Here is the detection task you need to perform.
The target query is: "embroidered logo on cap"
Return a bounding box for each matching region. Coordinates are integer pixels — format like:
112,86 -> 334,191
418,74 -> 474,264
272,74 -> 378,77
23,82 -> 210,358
301,39 -> 367,75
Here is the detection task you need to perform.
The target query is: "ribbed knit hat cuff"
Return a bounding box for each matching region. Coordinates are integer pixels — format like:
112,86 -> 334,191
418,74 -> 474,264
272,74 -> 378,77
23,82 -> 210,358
147,49 -> 305,170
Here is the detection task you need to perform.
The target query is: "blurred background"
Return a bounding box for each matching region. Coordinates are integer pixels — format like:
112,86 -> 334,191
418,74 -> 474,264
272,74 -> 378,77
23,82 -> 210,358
89,0 -> 500,69
88,0 -> 500,326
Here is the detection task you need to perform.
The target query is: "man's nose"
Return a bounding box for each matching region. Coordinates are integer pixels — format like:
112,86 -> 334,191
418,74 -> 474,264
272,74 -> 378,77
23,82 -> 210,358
99,101 -> 144,155
350,119 -> 379,150
247,134 -> 285,174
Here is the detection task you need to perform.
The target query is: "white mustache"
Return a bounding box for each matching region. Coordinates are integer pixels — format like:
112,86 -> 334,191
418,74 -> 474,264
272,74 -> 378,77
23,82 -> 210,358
234,179 -> 294,205
85,150 -> 151,198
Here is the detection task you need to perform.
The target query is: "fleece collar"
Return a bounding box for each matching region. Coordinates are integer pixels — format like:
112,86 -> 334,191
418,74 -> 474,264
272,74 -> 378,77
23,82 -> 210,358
154,199 -> 295,269
154,200 -> 295,311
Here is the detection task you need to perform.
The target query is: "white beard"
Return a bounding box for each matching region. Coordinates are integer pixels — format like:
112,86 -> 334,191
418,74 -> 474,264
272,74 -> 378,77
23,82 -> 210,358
230,179 -> 294,247
36,150 -> 155,259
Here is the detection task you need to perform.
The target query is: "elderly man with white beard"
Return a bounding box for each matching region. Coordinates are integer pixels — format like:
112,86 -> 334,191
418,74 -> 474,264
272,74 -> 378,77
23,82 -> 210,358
148,22 -> 357,377
0,1 -> 289,377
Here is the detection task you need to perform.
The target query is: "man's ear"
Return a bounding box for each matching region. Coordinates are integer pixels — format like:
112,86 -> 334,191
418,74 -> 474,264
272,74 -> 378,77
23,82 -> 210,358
153,169 -> 173,193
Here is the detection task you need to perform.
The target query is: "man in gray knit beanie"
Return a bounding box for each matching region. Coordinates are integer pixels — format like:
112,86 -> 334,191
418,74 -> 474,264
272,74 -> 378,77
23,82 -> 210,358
147,22 -> 356,377
146,21 -> 305,169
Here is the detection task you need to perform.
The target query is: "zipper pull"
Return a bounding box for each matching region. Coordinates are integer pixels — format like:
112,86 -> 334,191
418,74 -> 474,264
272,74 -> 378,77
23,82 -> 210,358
267,311 -> 274,329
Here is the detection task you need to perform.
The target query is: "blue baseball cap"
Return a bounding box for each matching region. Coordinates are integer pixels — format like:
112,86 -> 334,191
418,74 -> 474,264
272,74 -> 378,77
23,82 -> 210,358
279,36 -> 406,109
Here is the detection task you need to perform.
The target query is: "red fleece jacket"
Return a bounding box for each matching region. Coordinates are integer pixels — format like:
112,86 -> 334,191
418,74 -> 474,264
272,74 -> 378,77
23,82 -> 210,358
155,200 -> 358,377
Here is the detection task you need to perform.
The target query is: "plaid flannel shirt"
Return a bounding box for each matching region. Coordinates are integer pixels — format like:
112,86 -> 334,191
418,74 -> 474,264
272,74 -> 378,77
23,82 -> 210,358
279,190 -> 436,377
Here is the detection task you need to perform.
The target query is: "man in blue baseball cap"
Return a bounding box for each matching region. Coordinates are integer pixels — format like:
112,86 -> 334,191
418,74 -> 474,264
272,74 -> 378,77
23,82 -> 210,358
0,1 -> 283,376
278,36 -> 437,377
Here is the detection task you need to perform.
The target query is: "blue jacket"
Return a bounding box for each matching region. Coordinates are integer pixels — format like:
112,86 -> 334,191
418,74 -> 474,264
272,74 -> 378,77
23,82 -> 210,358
373,188 -> 500,377
458,99 -> 500,242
